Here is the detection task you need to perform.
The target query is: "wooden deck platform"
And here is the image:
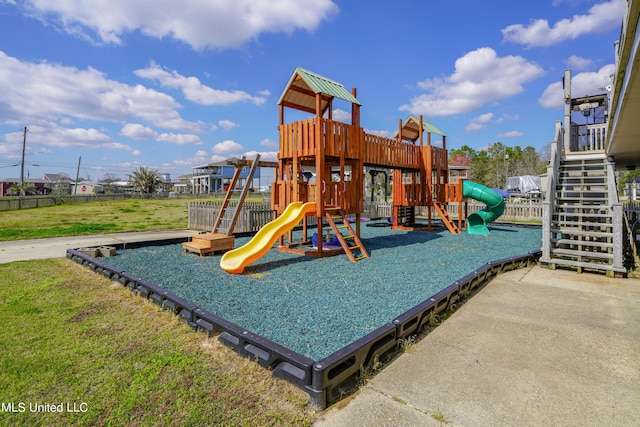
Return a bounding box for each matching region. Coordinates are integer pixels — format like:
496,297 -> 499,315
182,233 -> 234,256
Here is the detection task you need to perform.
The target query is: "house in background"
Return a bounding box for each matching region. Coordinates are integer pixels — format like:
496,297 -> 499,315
172,174 -> 193,194
157,173 -> 173,193
448,165 -> 471,183
0,178 -> 48,196
191,157 -> 262,194
44,173 -> 73,194
70,181 -> 104,195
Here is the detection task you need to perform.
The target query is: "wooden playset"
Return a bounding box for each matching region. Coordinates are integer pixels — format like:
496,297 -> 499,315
271,67 -> 465,261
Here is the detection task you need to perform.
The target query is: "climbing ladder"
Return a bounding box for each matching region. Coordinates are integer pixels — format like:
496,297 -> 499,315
213,154 -> 261,235
433,201 -> 459,234
325,208 -> 370,262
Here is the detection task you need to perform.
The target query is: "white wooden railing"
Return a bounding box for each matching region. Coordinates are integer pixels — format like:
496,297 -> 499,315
570,123 -> 607,152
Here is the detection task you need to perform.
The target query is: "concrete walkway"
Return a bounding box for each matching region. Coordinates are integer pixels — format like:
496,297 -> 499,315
0,230 -> 196,264
314,266 -> 640,427
2,234 -> 639,425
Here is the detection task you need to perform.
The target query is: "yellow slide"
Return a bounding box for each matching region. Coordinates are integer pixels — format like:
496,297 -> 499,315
220,201 -> 316,274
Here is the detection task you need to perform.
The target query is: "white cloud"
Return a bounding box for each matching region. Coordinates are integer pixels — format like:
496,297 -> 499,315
157,133 -> 203,146
244,150 -> 278,163
401,48 -> 544,117
3,122 -> 140,155
18,0 -> 339,50
497,131 -> 524,138
539,64 -> 614,108
363,128 -> 395,138
213,139 -> 244,153
120,123 -> 157,140
466,112 -> 494,132
495,114 -> 520,124
218,119 -> 239,131
173,150 -> 224,167
260,138 -> 278,148
502,0 -> 623,48
119,123 -> 203,146
0,51 -> 202,133
474,113 -> 494,124
331,108 -> 351,122
135,62 -> 267,106
465,122 -> 485,132
565,55 -> 595,71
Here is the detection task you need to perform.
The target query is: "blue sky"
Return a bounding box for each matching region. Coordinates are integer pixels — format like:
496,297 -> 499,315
0,0 -> 624,181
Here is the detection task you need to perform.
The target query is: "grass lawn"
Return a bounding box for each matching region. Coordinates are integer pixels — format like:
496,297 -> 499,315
0,195 -> 266,241
0,259 -> 314,426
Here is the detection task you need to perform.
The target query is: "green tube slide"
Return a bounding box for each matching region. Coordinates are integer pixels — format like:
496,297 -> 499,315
462,181 -> 505,235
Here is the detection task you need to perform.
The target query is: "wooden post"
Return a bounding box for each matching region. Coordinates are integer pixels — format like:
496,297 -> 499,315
353,88 -> 362,236
315,93 -> 324,253
419,116 -> 427,207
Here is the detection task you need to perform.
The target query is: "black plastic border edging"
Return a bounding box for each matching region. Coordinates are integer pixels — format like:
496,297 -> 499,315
67,237 -> 542,410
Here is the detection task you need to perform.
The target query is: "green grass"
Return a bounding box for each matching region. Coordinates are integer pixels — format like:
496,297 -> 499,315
0,259 -> 314,426
0,196 -> 264,241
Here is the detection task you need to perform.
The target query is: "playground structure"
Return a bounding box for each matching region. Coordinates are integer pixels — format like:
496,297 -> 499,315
220,67 -> 504,273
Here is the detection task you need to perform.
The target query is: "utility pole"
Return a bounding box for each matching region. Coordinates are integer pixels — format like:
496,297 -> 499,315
74,156 -> 81,195
20,127 -> 27,193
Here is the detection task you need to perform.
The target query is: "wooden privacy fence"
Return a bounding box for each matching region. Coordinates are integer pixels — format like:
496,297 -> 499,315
0,197 -> 57,211
189,200 -> 543,231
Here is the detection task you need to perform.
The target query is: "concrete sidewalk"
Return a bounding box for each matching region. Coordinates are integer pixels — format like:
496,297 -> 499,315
314,266 -> 640,427
0,229 -> 196,264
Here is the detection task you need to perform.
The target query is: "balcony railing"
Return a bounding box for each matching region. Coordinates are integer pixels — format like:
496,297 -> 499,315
569,123 -> 607,152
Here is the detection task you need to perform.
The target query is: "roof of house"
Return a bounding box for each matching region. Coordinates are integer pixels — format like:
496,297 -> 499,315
44,173 -> 72,182
0,178 -> 47,184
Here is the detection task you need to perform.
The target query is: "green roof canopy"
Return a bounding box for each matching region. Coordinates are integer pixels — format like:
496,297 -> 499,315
277,67 -> 361,115
396,115 -> 446,142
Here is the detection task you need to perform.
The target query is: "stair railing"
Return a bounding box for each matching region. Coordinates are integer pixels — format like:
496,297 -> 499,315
542,120 -> 564,261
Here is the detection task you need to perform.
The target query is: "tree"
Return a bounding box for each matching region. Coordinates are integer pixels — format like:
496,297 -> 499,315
471,150 -> 491,185
449,145 -> 476,164
128,166 -> 162,194
100,173 -> 121,183
7,182 -> 37,196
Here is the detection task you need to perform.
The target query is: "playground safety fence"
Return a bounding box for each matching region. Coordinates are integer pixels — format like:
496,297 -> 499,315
188,200 -> 543,231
